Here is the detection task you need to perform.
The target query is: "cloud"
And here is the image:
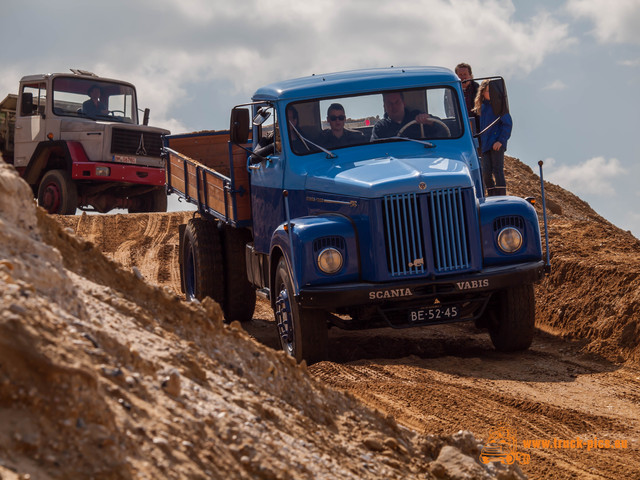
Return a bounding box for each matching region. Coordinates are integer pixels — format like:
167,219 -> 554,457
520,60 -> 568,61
0,0 -> 574,131
546,156 -> 627,195
619,58 -> 640,67
543,80 -> 567,90
567,0 -> 640,44
541,157 -> 557,169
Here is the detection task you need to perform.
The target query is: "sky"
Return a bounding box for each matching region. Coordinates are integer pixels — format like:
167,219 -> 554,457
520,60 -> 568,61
1,0 -> 639,238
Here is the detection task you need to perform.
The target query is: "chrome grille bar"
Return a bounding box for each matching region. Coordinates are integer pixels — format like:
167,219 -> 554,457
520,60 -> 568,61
429,187 -> 470,272
383,193 -> 425,276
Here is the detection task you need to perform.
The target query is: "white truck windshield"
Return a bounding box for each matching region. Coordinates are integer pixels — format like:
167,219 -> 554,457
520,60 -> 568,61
52,77 -> 137,124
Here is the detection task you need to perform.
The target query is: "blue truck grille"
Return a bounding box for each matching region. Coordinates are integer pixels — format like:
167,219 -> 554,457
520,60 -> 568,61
313,236 -> 346,252
429,188 -> 470,273
493,215 -> 524,231
383,188 -> 471,277
383,193 -> 426,277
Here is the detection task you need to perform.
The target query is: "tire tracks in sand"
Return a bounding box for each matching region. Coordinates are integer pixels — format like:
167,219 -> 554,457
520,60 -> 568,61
56,212 -> 640,480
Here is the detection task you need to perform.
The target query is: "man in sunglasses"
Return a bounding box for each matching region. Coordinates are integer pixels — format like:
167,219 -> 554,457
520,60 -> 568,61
371,91 -> 447,140
319,103 -> 364,148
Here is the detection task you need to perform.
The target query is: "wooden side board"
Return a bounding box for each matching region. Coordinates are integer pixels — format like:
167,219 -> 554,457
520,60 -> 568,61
166,131 -> 251,223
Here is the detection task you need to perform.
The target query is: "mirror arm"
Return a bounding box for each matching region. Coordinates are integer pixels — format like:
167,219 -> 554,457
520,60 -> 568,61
473,116 -> 503,138
234,143 -> 267,164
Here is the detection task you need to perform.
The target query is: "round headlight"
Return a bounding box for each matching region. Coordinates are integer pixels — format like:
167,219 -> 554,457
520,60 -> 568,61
497,227 -> 523,253
317,247 -> 343,274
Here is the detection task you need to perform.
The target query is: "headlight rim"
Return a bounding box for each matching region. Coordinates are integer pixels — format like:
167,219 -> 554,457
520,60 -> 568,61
497,227 -> 523,253
317,247 -> 344,274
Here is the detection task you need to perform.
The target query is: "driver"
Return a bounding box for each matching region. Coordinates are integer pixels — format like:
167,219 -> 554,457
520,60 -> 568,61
370,91 -> 447,140
82,85 -> 108,117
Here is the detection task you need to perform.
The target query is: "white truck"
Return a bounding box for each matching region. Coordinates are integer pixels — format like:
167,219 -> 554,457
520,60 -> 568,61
0,69 -> 169,214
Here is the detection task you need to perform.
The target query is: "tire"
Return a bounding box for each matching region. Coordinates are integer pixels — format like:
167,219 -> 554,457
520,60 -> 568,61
273,257 -> 328,364
488,284 -> 536,352
221,225 -> 256,322
37,169 -> 78,215
128,187 -> 168,213
182,218 -> 224,307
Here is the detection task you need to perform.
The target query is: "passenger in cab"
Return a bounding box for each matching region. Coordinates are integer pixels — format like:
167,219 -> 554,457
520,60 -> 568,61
287,105 -> 317,154
318,103 -> 364,148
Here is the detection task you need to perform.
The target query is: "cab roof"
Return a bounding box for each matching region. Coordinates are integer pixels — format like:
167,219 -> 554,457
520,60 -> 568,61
252,66 -> 458,102
19,71 -> 136,90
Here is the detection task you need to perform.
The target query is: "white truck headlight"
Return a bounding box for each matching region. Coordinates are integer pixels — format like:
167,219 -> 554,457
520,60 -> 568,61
497,227 -> 523,253
317,247 -> 343,274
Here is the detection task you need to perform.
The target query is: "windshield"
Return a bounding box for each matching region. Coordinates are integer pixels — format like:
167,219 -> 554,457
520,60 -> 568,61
286,86 -> 462,155
52,77 -> 137,124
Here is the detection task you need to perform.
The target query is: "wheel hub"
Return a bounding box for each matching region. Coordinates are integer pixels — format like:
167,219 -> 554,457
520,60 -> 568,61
42,183 -> 61,213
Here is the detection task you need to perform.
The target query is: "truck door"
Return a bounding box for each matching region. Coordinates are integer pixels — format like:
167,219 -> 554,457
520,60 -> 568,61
249,105 -> 287,254
13,82 -> 47,168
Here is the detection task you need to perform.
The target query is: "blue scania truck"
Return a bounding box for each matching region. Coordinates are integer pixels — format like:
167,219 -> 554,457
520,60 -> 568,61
163,67 -> 546,364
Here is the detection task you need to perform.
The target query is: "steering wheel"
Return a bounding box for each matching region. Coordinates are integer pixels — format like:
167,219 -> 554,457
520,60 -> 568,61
397,118 -> 451,138
109,110 -> 126,117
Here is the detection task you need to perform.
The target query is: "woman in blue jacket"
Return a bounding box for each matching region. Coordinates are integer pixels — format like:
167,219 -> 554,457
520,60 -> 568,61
473,80 -> 513,196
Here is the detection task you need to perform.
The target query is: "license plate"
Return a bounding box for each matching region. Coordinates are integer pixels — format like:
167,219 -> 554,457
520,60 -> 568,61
408,305 -> 460,322
114,155 -> 137,164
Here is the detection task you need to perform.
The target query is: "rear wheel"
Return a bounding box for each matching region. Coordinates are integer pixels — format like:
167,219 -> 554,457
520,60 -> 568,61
221,225 -> 256,322
273,257 -> 328,364
182,218 -> 224,307
37,169 -> 78,215
488,284 -> 536,351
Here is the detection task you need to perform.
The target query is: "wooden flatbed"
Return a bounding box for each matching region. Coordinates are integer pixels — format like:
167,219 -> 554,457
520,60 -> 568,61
164,130 -> 251,226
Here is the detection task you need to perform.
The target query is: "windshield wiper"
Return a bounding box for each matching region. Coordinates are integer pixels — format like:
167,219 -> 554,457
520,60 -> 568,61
371,136 -> 436,148
289,122 -> 337,159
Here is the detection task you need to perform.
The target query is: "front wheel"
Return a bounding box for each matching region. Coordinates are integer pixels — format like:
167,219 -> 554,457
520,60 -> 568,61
37,169 -> 78,215
273,258 -> 328,364
488,284 -> 536,352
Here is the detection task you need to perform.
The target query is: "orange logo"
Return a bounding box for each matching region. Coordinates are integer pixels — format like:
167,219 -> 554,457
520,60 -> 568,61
479,425 -> 530,466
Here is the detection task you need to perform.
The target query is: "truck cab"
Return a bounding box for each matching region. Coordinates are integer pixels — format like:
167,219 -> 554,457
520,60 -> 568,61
170,67 -> 545,364
1,69 -> 170,214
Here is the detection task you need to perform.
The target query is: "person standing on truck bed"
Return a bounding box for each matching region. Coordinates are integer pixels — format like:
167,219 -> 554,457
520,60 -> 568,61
318,103 -> 364,148
82,85 -> 108,117
455,63 -> 479,118
370,91 -> 447,140
474,80 -> 513,196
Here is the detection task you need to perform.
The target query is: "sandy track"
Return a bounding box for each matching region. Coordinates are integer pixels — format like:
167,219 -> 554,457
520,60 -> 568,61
58,211 -> 191,294
311,323 -> 640,479
54,154 -> 640,479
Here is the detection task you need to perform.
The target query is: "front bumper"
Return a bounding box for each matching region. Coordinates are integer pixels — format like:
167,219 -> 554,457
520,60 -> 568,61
71,161 -> 166,185
298,260 -> 545,309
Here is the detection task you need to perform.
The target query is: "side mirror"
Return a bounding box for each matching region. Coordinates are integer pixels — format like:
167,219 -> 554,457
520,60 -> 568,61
143,108 -> 150,126
21,92 -> 34,116
230,107 -> 250,144
253,107 -> 271,126
489,79 -> 509,116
